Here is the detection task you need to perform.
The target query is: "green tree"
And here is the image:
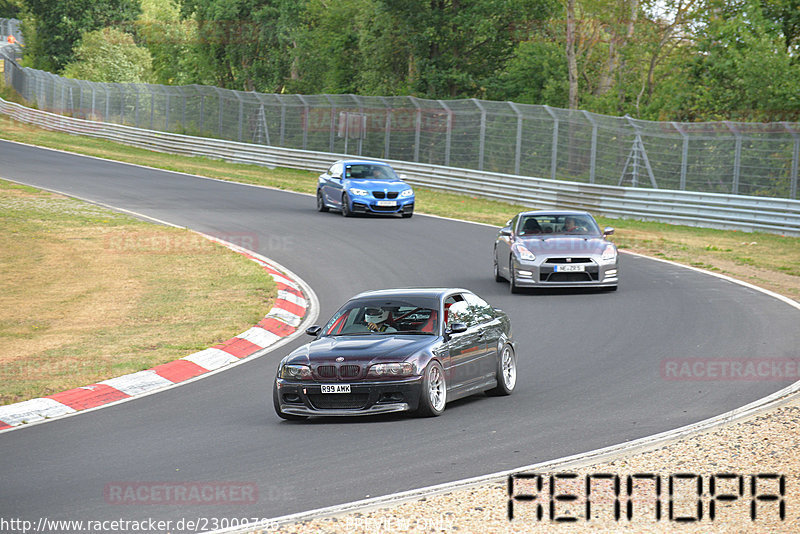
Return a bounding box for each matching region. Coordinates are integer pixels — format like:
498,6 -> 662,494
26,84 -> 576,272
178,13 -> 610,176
180,0 -> 301,92
24,0 -> 141,72
62,27 -> 153,83
0,0 -> 21,19
136,0 -> 197,85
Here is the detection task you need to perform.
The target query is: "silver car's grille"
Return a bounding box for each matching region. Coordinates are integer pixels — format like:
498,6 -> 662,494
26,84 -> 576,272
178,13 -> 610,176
542,272 -> 598,282
545,257 -> 593,264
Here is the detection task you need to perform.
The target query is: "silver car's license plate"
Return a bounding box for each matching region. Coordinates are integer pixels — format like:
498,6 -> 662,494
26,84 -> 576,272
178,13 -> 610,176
555,264 -> 585,272
376,200 -> 397,207
321,384 -> 351,393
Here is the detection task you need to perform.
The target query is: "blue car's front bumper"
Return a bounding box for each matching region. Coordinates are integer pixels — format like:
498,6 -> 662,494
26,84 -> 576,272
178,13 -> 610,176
349,197 -> 414,215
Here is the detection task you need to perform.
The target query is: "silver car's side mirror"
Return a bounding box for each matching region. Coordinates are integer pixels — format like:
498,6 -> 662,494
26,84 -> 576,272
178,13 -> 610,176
499,226 -> 512,237
603,227 -> 615,236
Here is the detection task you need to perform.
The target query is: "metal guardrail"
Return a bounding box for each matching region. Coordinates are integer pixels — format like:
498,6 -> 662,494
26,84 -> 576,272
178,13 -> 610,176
1,97 -> 799,236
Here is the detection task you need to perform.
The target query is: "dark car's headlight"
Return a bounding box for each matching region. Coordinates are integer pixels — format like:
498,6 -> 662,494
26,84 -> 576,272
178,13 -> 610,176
367,362 -> 415,378
279,364 -> 312,380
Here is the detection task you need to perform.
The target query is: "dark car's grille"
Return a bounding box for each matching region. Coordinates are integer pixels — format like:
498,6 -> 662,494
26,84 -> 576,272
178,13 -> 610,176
308,394 -> 369,410
545,257 -> 593,264
372,191 -> 399,199
340,364 -> 360,378
314,364 -> 362,379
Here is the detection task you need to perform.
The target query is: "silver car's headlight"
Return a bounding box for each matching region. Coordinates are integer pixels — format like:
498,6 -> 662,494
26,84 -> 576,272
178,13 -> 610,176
349,188 -> 368,196
279,364 -> 312,380
600,244 -> 617,263
367,362 -> 415,378
512,243 -> 536,262
400,189 -> 414,198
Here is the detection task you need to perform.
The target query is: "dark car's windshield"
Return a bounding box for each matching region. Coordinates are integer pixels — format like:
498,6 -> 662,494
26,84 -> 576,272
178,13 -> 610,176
323,297 -> 439,336
344,164 -> 399,181
517,214 -> 600,236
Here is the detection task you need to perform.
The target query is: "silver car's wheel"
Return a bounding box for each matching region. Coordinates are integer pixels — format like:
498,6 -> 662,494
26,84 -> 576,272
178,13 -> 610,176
509,258 -> 521,294
417,361 -> 446,416
488,345 -> 517,396
493,254 -> 504,282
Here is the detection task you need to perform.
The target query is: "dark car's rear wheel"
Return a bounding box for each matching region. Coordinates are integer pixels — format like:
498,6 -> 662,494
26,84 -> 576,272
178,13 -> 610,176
316,190 -> 328,212
273,382 -> 306,421
487,345 -> 517,396
341,193 -> 353,217
509,258 -> 522,294
417,361 -> 446,417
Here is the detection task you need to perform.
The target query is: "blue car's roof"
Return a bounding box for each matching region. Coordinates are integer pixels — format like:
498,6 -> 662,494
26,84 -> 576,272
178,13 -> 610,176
337,159 -> 393,168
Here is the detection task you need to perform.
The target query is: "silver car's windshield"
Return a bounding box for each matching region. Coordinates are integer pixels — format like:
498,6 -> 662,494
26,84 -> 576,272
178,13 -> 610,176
518,214 -> 600,236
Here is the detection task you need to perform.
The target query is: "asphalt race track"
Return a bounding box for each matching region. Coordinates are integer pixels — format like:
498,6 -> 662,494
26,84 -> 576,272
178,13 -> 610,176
2,139 -> 799,531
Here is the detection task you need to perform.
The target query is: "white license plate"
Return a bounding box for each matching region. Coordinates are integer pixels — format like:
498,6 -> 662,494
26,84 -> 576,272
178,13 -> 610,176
376,200 -> 397,207
555,264 -> 585,272
321,384 -> 351,394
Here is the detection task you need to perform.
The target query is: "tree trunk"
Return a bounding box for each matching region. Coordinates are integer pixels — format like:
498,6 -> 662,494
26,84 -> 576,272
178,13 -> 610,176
566,0 -> 578,109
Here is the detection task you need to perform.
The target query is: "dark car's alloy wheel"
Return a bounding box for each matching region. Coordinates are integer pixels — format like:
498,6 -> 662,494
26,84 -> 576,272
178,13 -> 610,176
488,345 -> 516,396
273,382 -> 306,421
418,361 -> 446,417
341,193 -> 353,217
316,190 -> 328,212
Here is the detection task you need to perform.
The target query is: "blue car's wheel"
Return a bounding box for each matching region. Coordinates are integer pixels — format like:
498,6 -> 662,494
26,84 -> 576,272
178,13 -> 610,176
316,190 -> 328,212
341,193 -> 354,217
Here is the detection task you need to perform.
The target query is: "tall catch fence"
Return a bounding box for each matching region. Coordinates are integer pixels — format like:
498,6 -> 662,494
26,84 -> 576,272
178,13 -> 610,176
1,18 -> 799,235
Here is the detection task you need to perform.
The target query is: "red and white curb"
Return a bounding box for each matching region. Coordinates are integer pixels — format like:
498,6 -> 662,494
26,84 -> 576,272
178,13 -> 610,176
0,234 -> 316,431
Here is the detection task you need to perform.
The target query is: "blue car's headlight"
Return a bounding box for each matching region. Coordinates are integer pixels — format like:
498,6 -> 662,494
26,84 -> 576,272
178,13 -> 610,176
400,189 -> 414,198
349,188 -> 368,196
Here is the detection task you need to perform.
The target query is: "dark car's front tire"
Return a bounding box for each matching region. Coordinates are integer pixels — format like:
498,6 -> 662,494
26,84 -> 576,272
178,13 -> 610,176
273,382 -> 306,421
316,190 -> 329,212
417,361 -> 446,417
487,345 -> 517,396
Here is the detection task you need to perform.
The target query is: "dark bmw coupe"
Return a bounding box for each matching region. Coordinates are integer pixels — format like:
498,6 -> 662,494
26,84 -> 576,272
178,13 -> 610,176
273,288 -> 516,419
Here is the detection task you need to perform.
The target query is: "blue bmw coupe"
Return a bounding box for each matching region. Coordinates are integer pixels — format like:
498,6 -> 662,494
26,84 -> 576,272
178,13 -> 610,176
316,160 -> 415,218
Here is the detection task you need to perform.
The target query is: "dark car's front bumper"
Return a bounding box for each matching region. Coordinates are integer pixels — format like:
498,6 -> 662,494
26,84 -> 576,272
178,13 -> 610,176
275,376 -> 424,416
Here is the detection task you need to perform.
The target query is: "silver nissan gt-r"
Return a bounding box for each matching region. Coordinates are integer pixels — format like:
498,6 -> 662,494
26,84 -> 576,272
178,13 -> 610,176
493,210 -> 619,293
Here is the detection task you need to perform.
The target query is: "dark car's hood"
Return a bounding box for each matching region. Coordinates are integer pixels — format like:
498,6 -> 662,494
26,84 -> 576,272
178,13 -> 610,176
347,178 -> 410,191
286,335 -> 435,365
520,236 -> 610,256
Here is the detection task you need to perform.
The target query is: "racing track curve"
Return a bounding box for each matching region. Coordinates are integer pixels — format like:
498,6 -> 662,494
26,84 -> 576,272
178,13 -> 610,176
1,139 -> 799,532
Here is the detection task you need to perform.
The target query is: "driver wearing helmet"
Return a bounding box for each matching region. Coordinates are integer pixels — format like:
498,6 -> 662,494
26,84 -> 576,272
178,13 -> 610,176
364,307 -> 396,333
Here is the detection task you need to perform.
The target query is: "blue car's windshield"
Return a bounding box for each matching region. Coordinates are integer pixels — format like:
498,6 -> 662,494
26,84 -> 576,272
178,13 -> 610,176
323,298 -> 439,336
344,164 -> 399,181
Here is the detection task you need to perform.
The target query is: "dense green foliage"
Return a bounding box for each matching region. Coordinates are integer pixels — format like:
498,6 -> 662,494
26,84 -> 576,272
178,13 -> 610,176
15,0 -> 800,121
62,27 -> 152,83
23,0 -> 141,72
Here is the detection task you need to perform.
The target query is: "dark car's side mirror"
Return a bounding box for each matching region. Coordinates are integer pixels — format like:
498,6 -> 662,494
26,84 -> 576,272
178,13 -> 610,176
603,227 -> 615,236
305,325 -> 322,336
499,226 -> 512,237
446,323 -> 468,336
